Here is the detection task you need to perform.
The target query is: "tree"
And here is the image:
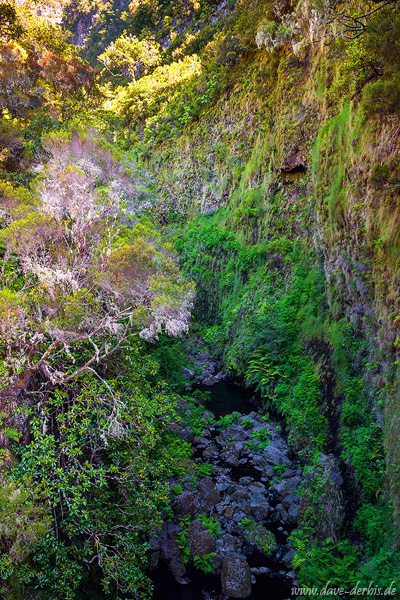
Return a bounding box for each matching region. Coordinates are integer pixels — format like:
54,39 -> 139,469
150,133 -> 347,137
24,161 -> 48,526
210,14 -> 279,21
0,348 -> 181,599
0,2 -> 23,42
98,34 -> 159,84
0,130 -> 194,598
0,130 -> 194,430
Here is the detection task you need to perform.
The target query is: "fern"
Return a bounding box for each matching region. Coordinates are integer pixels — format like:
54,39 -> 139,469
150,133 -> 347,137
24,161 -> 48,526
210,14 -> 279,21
1,427 -> 19,442
193,552 -> 217,574
293,554 -> 305,569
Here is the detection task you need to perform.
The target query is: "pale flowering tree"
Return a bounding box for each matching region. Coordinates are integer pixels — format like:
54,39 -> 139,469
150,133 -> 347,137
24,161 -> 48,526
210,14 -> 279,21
0,130 -> 195,414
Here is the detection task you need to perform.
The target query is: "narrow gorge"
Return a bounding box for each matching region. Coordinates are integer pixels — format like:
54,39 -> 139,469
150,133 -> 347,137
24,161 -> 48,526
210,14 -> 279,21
0,0 -> 399,598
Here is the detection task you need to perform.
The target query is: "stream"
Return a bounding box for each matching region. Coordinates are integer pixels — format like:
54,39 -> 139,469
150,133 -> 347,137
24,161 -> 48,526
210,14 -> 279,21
151,381 -> 297,600
196,381 -> 256,416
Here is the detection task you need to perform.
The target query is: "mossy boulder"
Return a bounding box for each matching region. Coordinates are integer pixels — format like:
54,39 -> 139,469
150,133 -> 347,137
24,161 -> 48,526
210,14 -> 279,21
240,518 -> 278,556
221,555 -> 251,598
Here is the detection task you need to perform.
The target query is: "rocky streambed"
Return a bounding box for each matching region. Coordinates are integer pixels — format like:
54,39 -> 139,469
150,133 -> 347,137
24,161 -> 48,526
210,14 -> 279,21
149,389 -> 304,599
149,372 -> 346,600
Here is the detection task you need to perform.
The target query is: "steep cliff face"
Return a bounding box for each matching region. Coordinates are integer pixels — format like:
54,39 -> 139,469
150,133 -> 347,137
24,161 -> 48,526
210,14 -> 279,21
116,0 -> 400,584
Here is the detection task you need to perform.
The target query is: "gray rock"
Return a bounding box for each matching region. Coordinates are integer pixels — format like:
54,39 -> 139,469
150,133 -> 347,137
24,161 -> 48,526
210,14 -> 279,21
193,435 -> 210,447
282,549 -> 296,567
183,368 -> 195,380
189,521 -> 216,558
282,493 -> 301,510
221,556 -> 252,598
271,476 -> 301,495
169,554 -> 186,578
248,482 -> 266,494
233,441 -> 245,454
231,487 -> 248,502
216,480 -> 231,492
221,448 -> 240,467
262,464 -> 275,478
149,534 -> 162,551
176,576 -> 191,585
251,502 -> 270,522
282,469 -> 297,478
217,532 -> 238,556
263,445 -> 292,466
284,476 -> 302,491
276,503 -> 289,522
216,502 -> 227,514
329,471 -> 344,486
203,444 -> 220,459
176,428 -> 194,443
221,426 -> 249,442
288,504 -> 299,524
250,492 -> 269,507
232,510 -> 247,523
198,477 -> 221,509
172,491 -> 197,518
249,490 -> 270,521
161,536 -> 181,561
239,476 -> 254,485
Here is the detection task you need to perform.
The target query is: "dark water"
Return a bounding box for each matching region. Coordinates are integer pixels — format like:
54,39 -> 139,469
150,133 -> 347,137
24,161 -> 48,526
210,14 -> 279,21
151,561 -> 293,600
197,380 -> 257,416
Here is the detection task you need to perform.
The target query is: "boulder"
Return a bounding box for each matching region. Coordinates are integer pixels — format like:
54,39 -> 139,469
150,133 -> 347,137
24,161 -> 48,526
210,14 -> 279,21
231,487 -> 248,503
282,548 -> 296,567
221,426 -> 249,442
216,478 -> 232,492
183,368 -> 195,380
251,502 -> 270,522
299,454 -> 345,540
221,556 -> 252,598
169,554 -> 186,578
241,521 -> 278,556
172,491 -> 197,519
263,445 -> 292,466
203,444 -> 220,460
250,491 -> 270,522
217,533 -> 236,555
275,503 -> 289,522
288,504 -> 299,524
239,476 -> 254,485
282,492 -> 301,510
248,482 -> 266,494
198,477 -> 221,509
161,536 -> 181,561
176,427 -> 194,443
193,435 -> 210,447
221,446 -> 240,467
188,521 -> 216,558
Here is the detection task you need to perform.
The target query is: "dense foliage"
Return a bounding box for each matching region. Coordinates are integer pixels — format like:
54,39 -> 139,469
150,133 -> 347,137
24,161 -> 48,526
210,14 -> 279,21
0,0 -> 400,597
